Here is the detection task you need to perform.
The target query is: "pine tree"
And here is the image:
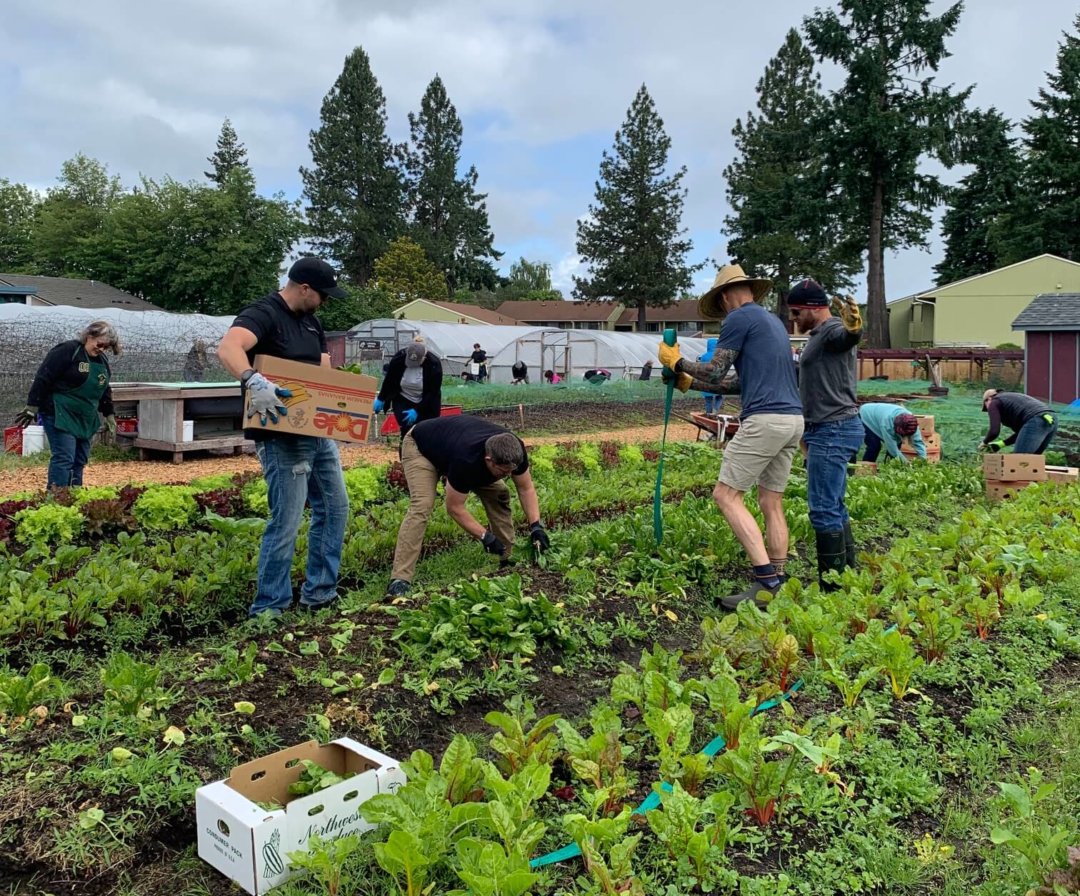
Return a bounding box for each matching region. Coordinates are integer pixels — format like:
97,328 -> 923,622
934,109 -> 1022,283
995,14 -> 1080,264
205,117 -> 250,185
404,75 -> 500,292
724,28 -> 862,323
804,1 -> 973,347
573,85 -> 701,328
301,47 -> 405,286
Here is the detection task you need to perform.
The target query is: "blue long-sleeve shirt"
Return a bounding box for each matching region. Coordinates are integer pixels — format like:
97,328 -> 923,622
859,403 -> 926,460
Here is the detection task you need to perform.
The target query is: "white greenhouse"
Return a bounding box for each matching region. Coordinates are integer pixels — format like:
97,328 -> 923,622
346,319 -> 712,383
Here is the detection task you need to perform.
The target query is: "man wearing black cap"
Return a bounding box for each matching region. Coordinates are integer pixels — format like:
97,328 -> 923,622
218,257 -> 350,617
788,279 -> 864,588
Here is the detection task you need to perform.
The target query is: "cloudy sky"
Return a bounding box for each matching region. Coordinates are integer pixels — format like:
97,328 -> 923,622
2,1 -> 1076,299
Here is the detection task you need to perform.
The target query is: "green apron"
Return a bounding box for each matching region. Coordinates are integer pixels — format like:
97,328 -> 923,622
53,351 -> 109,440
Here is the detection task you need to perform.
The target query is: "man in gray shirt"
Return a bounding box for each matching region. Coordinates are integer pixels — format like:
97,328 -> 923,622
788,279 -> 864,589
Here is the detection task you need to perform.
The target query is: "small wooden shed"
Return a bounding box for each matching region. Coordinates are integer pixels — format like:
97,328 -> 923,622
1012,292 -> 1080,404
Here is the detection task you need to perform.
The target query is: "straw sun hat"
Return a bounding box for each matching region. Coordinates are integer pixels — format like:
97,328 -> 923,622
698,264 -> 773,320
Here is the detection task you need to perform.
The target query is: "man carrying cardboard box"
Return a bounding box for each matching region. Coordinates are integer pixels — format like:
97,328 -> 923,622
218,257 -> 350,617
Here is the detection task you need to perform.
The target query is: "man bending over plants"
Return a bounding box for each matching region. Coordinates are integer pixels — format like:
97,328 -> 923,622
384,416 -> 550,597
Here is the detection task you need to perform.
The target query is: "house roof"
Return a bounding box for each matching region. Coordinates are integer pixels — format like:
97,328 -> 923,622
429,301 -> 520,326
1012,293 -> 1080,331
495,299 -> 621,322
615,299 -> 704,325
895,254 -> 1080,303
0,274 -> 164,311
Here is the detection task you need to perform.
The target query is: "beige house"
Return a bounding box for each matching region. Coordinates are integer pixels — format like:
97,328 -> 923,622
394,299 -> 521,326
888,254 -> 1080,348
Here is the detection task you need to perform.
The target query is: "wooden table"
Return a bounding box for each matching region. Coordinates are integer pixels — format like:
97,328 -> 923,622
111,382 -> 253,463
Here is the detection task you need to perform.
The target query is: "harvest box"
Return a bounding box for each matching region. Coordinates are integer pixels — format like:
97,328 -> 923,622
1045,465 -> 1079,484
982,453 -> 1047,482
247,356 -> 377,443
851,461 -> 878,476
914,414 -> 935,437
195,738 -> 403,895
985,479 -> 1036,502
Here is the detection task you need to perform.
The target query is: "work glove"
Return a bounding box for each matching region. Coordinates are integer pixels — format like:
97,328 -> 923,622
987,438 -> 1006,453
245,372 -> 292,425
372,398 -> 384,413
529,522 -> 550,553
402,409 -> 418,427
481,531 -> 507,556
657,341 -> 682,371
831,295 -> 862,333
1043,413 -> 1055,426
660,366 -> 693,393
15,405 -> 37,428
105,415 -> 117,434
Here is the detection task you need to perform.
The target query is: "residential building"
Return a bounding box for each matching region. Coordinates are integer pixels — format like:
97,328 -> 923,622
0,273 -> 165,311
394,298 -> 520,326
887,254 -> 1080,348
495,298 -> 714,333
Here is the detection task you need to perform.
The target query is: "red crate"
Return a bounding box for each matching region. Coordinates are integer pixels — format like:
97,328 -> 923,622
4,426 -> 22,454
380,405 -> 462,436
115,418 -> 138,434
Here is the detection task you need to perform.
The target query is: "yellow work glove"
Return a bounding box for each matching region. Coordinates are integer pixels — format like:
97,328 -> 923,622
657,341 -> 682,371
660,367 -> 693,393
831,295 -> 862,333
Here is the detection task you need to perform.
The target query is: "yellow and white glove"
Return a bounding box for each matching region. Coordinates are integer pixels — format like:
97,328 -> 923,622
831,296 -> 862,333
657,341 -> 682,371
660,366 -> 693,393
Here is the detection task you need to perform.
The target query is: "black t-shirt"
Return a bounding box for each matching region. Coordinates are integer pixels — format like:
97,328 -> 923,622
231,292 -> 327,439
410,416 -> 529,493
471,349 -> 487,363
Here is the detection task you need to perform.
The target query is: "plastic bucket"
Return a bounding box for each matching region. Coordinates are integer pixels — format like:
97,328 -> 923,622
21,425 -> 46,456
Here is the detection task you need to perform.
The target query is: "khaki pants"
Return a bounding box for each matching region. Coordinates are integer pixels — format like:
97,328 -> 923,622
391,433 -> 516,583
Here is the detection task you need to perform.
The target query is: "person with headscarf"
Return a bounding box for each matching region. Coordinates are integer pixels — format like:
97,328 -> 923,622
981,389 -> 1057,454
17,320 -> 121,490
373,336 -> 443,436
858,403 -> 926,462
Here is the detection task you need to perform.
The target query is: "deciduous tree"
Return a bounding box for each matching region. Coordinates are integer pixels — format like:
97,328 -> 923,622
301,47 -> 405,286
373,236 -> 448,305
804,0 -> 972,346
574,85 -> 702,328
724,29 -> 862,322
0,179 -> 39,272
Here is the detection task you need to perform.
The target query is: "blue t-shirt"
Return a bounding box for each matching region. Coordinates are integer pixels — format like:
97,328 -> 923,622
716,303 -> 802,418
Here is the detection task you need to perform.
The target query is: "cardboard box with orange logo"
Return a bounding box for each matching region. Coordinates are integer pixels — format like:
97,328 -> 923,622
248,356 -> 377,443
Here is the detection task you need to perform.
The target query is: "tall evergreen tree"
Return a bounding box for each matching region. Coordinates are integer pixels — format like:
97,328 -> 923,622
804,1 -> 972,347
301,47 -> 405,286
995,14 -> 1080,264
724,28 -> 862,323
934,109 -> 1022,283
573,85 -> 701,327
205,117 -> 250,185
404,75 -> 499,293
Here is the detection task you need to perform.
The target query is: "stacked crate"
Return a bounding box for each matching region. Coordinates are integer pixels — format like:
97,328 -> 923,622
983,453 -> 1046,500
1046,465 -> 1080,485
903,415 -> 941,463
850,461 -> 878,477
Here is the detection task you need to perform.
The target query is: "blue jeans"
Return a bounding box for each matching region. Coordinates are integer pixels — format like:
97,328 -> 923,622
862,424 -> 883,463
251,436 -> 349,616
803,415 -> 865,532
1013,416 -> 1058,454
42,415 -> 91,489
703,394 -> 720,414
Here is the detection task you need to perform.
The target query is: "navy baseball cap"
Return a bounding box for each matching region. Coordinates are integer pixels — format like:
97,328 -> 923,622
288,257 -> 348,299
788,278 -> 828,308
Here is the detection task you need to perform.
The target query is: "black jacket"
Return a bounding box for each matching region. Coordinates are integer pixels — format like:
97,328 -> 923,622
985,392 -> 1052,444
377,351 -> 443,421
27,340 -> 114,417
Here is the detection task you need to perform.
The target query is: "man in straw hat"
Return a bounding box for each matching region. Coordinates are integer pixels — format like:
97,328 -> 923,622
788,279 -> 864,588
658,264 -> 803,609
980,389 -> 1057,454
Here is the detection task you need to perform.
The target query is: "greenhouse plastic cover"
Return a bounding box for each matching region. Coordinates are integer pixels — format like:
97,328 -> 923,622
348,319 -> 712,382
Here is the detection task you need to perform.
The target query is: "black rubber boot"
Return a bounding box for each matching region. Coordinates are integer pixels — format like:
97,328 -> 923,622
842,521 -> 856,569
816,530 -> 847,591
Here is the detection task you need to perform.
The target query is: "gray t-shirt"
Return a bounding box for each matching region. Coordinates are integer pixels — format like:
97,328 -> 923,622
799,317 -> 860,425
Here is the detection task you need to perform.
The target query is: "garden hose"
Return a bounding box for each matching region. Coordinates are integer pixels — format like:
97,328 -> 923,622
653,328 -> 678,544
529,678 -> 806,869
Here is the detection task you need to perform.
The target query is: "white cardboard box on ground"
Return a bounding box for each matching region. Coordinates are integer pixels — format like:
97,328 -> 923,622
195,738 -> 404,896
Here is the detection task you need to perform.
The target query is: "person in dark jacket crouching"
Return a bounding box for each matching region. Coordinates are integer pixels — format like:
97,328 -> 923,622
17,320 -> 121,490
981,389 -> 1057,454
373,336 -> 443,437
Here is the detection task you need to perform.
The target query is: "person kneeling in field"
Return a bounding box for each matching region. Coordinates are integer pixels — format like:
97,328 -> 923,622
384,416 -> 550,597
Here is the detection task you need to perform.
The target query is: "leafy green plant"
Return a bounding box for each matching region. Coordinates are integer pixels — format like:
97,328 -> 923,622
287,760 -> 355,796
132,486 -> 198,531
14,503 -> 84,546
343,465 -> 385,509
449,837 -> 537,896
563,802 -> 645,896
646,782 -> 739,892
821,658 -> 881,710
195,642 -> 265,685
101,651 -> 171,716
703,671 -> 758,750
0,662 -> 59,720
485,695 -> 561,775
990,767 -> 1075,889
911,593 -> 964,661
556,707 -> 633,815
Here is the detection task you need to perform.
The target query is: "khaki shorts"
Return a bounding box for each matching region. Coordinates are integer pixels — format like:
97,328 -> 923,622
719,414 -> 805,494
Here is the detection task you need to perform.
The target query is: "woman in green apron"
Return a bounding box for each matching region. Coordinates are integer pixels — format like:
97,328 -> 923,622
17,320 -> 121,490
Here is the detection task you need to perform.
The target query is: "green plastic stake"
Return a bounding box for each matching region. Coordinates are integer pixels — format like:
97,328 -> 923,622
654,328 -> 678,543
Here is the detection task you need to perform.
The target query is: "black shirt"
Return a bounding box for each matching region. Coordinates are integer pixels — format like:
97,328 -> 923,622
985,392 -> 1052,444
27,340 -> 114,417
230,291 -> 327,439
410,416 -> 529,493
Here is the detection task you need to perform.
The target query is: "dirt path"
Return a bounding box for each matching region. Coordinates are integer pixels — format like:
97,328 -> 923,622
0,422 -> 705,495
